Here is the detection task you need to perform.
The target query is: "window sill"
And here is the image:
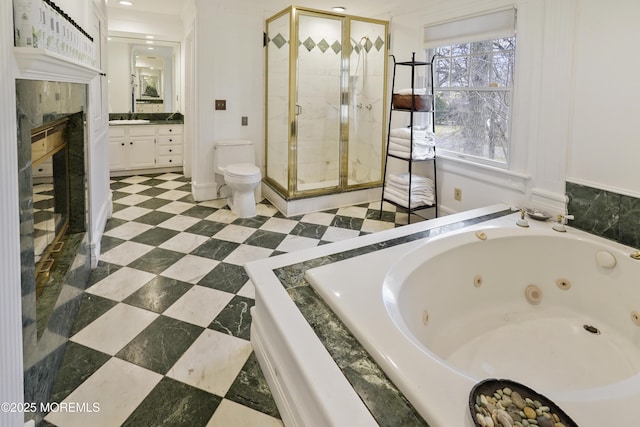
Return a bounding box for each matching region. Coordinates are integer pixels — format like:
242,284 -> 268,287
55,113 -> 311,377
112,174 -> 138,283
436,151 -> 530,193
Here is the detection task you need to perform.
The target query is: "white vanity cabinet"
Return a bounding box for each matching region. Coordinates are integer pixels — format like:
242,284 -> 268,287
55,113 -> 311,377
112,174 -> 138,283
108,124 -> 183,174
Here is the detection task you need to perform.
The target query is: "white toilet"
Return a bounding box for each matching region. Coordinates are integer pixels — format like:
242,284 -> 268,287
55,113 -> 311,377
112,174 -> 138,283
213,140 -> 262,218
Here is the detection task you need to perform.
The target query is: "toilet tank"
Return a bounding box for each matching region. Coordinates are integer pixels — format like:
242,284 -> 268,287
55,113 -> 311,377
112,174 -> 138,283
214,140 -> 255,173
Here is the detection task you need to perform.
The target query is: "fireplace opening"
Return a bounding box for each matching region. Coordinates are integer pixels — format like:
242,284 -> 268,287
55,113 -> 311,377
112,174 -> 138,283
31,117 -> 70,298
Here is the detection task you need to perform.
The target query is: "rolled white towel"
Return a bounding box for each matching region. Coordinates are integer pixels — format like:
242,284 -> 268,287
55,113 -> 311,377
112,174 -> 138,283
395,88 -> 427,96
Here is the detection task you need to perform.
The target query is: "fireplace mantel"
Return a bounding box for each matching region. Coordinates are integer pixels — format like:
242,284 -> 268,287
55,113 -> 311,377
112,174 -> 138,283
14,47 -> 101,84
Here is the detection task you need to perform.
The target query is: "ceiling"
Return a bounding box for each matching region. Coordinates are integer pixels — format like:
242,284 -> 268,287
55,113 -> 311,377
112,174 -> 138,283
105,0 -> 431,19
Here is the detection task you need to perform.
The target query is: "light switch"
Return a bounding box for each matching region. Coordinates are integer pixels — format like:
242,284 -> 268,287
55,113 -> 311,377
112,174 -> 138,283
215,100 -> 226,110
241,116 -> 248,126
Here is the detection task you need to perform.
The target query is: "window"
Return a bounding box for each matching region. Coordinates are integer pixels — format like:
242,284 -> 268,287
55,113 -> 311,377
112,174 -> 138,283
430,37 -> 515,165
424,8 -> 516,166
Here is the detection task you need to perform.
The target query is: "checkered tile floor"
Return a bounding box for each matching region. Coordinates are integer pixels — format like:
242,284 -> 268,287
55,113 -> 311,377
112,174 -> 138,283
43,173 -> 424,427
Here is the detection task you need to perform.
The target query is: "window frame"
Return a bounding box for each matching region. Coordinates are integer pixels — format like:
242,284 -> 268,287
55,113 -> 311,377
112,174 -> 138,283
428,35 -> 516,169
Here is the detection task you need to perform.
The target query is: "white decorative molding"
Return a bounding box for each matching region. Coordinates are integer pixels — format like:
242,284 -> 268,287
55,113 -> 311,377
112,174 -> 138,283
437,155 -> 530,193
14,47 -> 101,84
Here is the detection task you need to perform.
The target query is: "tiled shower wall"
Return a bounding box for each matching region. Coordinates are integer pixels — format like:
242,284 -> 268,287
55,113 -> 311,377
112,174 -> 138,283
566,181 -> 640,249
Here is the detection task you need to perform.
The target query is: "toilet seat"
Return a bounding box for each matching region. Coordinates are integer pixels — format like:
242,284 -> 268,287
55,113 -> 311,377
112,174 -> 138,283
224,163 -> 261,179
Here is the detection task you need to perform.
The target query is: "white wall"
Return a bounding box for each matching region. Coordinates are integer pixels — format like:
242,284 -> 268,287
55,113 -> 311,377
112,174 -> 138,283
191,1 -> 265,200
107,41 -> 131,113
568,0 -> 640,198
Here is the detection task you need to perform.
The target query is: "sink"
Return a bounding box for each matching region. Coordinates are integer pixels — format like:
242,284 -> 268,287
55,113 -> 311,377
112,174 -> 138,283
108,119 -> 151,124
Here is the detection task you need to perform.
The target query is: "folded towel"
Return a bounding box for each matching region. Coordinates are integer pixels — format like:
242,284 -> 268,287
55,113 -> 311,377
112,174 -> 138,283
385,186 -> 434,201
389,147 -> 435,160
386,180 -> 434,194
389,127 -> 429,140
388,173 -> 433,186
384,189 -> 434,209
395,88 -> 427,96
389,136 -> 435,148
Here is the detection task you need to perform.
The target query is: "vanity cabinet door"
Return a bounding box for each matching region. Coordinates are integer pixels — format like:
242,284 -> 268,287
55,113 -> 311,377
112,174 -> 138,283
128,136 -> 156,168
108,137 -> 128,170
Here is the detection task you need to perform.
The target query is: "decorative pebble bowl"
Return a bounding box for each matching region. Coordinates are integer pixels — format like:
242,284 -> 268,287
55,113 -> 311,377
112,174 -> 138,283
469,379 -> 578,427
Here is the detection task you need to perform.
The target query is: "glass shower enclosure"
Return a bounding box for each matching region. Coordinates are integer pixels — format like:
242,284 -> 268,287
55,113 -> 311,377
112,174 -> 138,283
265,6 -> 389,199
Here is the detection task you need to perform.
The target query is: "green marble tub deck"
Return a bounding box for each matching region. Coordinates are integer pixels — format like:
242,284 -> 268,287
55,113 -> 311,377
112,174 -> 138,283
272,209 -> 512,426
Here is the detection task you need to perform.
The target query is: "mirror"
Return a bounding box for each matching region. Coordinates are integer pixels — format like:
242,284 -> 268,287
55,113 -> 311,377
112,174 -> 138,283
107,36 -> 181,114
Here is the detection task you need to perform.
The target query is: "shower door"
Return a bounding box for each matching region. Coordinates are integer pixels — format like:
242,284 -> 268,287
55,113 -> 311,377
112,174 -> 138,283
294,11 -> 343,193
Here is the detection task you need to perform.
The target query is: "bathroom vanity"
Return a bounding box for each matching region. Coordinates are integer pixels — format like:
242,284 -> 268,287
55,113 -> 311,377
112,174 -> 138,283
108,122 -> 183,176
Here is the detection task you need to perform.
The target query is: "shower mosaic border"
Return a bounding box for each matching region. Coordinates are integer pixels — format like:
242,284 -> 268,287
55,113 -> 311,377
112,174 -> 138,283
271,209 -> 512,426
566,181 -> 640,249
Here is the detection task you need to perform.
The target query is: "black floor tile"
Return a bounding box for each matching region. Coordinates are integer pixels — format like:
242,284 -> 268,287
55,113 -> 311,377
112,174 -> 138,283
127,248 -> 186,274
191,238 -> 240,261
69,293 -> 119,336
209,295 -> 254,340
225,352 -> 281,419
116,315 -> 204,375
130,227 -> 180,246
123,276 -> 193,313
198,263 -> 248,294
122,377 -> 221,427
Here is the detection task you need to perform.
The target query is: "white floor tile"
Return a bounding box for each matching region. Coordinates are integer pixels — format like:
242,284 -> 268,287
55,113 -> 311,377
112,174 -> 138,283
117,184 -> 152,194
114,193 -> 152,206
155,172 -> 183,181
206,399 -> 283,427
300,211 -> 335,226
120,175 -> 153,184
159,232 -> 209,253
111,206 -> 153,221
163,285 -> 234,327
212,224 -> 256,243
44,358 -> 162,427
206,209 -> 238,224
155,201 -> 194,214
255,203 -> 279,217
166,329 -> 252,396
86,267 -> 156,301
155,180 -> 187,190
160,254 -> 219,284
223,244 -> 274,266
103,221 -> 153,240
99,241 -> 154,266
260,217 -> 298,234
361,218 -> 395,233
336,206 -> 368,218
236,280 -> 255,299
275,235 -> 320,252
155,189 -> 190,201
71,304 -> 158,355
321,226 -> 361,242
157,215 -> 202,231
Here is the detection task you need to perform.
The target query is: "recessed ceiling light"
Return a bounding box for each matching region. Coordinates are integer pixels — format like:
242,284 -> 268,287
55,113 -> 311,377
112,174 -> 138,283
147,47 -> 154,50
146,40 -> 154,44
332,6 -> 346,12
145,35 -> 154,39
119,1 -> 133,6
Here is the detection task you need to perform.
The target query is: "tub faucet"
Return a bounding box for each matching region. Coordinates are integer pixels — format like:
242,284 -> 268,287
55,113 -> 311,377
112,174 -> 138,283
516,209 -> 529,228
552,214 -> 574,232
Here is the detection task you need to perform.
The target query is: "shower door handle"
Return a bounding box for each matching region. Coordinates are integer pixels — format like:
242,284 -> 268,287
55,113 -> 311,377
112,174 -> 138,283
295,104 -> 302,115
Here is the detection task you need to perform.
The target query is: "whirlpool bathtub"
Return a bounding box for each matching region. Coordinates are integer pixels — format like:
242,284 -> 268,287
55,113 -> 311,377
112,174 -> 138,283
305,214 -> 640,426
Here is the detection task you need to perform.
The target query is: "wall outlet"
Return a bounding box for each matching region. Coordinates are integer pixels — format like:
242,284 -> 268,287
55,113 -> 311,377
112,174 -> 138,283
214,100 -> 226,110
241,116 -> 248,126
454,188 -> 462,201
